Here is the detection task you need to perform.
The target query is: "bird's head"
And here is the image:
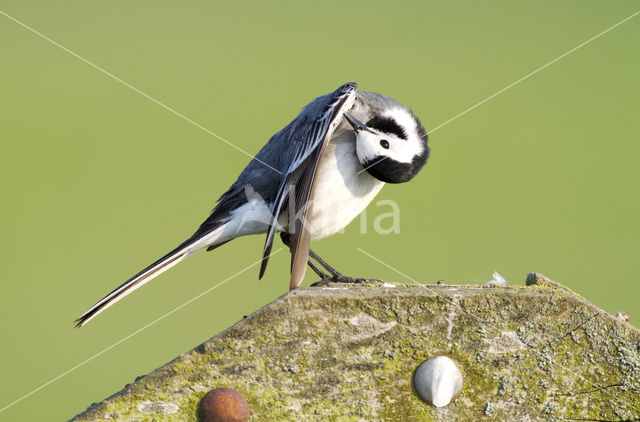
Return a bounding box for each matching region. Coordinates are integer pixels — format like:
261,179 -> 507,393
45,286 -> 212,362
345,108 -> 429,183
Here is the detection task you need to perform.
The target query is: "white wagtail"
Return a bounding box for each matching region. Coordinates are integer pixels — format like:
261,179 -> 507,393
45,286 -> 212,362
76,82 -> 429,327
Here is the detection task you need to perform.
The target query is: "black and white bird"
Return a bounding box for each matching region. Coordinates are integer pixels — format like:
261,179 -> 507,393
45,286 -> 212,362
76,82 -> 429,327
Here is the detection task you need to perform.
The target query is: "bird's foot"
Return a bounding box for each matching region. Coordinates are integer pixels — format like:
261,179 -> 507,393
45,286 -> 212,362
310,275 -> 381,287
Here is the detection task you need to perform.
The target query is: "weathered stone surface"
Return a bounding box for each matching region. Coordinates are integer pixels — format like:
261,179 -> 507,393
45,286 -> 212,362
71,275 -> 640,421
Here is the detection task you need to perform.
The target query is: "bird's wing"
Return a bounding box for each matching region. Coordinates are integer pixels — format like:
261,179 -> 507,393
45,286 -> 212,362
258,82 -> 358,289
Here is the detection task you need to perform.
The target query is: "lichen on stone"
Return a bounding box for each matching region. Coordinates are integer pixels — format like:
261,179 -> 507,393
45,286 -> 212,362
71,278 -> 640,421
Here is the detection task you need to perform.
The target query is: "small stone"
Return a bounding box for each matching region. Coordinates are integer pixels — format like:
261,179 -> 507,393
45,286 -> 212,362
616,311 -> 630,322
413,356 -> 463,407
526,272 -> 549,286
199,388 -> 250,422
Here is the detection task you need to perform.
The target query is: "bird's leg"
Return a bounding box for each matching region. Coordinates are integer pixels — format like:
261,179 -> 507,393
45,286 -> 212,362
307,259 -> 333,281
308,249 -> 378,286
279,232 -> 377,286
279,232 -> 332,281
307,249 -> 350,280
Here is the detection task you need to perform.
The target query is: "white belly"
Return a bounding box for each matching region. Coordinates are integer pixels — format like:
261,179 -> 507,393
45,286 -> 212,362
306,128 -> 384,240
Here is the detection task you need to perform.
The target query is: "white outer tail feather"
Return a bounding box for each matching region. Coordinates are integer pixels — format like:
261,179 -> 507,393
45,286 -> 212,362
76,226 -> 225,327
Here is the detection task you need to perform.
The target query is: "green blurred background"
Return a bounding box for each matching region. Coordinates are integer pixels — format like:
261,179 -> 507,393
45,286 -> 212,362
1,1 -> 639,420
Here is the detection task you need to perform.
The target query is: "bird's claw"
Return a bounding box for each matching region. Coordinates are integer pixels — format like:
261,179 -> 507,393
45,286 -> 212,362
310,276 -> 380,287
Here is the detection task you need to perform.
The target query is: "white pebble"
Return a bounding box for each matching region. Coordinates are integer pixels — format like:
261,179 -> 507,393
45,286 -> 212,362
414,356 -> 463,407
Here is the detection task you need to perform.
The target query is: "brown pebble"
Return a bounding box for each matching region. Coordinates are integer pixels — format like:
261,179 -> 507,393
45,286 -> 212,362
200,388 -> 250,422
616,311 -> 630,322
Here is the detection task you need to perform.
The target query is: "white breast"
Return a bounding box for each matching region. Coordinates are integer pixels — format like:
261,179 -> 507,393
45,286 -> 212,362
306,127 -> 384,240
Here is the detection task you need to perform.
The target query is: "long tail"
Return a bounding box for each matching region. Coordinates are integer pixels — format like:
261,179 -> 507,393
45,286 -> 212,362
75,226 -> 224,327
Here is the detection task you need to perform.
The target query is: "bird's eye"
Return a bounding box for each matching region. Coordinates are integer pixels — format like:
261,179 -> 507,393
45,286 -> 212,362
380,139 -> 390,149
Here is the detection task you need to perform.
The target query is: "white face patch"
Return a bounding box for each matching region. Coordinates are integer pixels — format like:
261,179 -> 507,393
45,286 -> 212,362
354,108 -> 424,166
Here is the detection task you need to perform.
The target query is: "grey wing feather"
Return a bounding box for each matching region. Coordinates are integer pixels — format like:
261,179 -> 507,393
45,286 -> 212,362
195,83 -> 356,235
257,82 -> 358,282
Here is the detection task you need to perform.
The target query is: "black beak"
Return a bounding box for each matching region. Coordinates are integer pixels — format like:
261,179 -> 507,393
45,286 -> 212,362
344,113 -> 374,133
